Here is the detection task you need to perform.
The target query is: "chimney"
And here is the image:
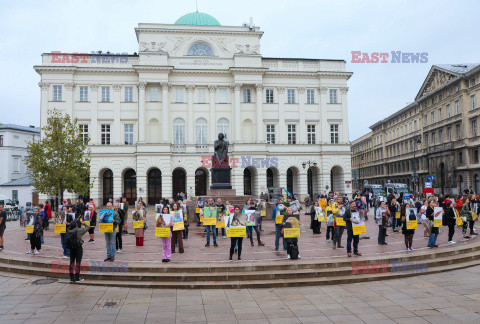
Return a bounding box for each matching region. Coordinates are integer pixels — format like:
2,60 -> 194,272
249,17 -> 253,29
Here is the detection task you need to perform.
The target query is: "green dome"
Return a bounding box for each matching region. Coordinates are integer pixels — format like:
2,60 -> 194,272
174,12 -> 221,26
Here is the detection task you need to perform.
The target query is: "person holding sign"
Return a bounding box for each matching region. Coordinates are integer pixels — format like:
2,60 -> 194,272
171,203 -> 184,253
246,201 -> 265,246
132,203 -> 147,246
101,202 -> 121,261
227,206 -> 246,261
460,197 -> 474,239
426,200 -> 440,248
401,205 -> 416,251
444,200 -> 457,244
86,205 -> 97,243
195,198 -> 205,226
157,206 -> 173,262
388,198 -> 400,232
67,218 -> 89,283
343,201 -> 362,257
309,201 -> 322,235
274,197 -> 289,252
202,199 -> 219,247
26,208 -> 43,255
282,208 -> 301,259
375,201 -> 388,245
470,195 -> 479,236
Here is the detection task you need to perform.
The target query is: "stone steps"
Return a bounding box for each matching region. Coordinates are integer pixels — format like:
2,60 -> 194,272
0,241 -> 479,288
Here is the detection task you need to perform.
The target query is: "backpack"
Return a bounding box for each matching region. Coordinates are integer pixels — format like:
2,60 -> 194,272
66,231 -> 78,250
289,244 -> 299,260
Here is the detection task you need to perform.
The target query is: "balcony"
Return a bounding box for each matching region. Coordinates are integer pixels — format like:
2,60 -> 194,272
171,145 -> 186,153
195,145 -> 209,153
424,142 -> 453,154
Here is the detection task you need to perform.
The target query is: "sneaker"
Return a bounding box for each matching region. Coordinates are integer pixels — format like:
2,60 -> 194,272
471,232 -> 479,236
354,252 -> 362,256
464,236 -> 471,239
76,278 -> 84,282
162,259 -> 166,262
229,257 -> 233,262
347,252 -> 352,257
25,251 -> 32,254
238,257 -> 241,261
165,259 -> 170,262
33,251 -> 40,255
213,242 -> 218,247
449,241 -> 456,244
287,254 -> 291,259
104,258 -> 111,262
298,255 -> 301,259
62,255 -> 69,259
410,248 -> 415,251
222,236 -> 227,239
258,242 -> 265,246
326,239 -> 331,243
406,248 -> 410,251
117,249 -> 122,253
109,258 -> 115,262
70,279 -> 76,283
205,242 -> 210,247
0,247 -> 4,251
88,239 -> 94,243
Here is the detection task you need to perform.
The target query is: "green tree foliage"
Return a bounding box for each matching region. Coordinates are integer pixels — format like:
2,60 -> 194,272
25,109 -> 91,201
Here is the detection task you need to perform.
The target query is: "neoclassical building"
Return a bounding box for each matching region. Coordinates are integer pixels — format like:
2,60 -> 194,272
35,12 -> 352,205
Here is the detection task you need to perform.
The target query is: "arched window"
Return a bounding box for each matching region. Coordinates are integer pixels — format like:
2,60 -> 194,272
187,43 -> 214,56
195,118 -> 208,145
173,118 -> 186,145
217,118 -> 229,139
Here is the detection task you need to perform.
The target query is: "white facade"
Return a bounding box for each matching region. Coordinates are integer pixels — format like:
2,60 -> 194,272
0,125 -> 40,186
34,13 -> 352,205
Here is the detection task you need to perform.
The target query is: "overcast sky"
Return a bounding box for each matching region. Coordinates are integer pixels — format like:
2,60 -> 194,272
1,0 -> 479,141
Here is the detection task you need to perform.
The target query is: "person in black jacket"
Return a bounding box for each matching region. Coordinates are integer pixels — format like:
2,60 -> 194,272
115,203 -> 124,253
308,201 -> 321,234
426,200 -> 439,248
343,201 -> 362,257
401,204 -> 416,251
444,200 -> 457,244
67,219 -> 90,283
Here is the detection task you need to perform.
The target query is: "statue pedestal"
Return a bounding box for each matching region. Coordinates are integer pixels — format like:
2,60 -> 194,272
210,167 -> 232,190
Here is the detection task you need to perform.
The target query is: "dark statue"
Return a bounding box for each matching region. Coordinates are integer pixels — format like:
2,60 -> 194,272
214,133 -> 229,162
210,133 -> 232,189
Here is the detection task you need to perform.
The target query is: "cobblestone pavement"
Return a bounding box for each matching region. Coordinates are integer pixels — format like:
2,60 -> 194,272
0,265 -> 479,324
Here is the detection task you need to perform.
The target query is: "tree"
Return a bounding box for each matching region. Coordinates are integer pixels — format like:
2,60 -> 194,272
25,109 -> 91,202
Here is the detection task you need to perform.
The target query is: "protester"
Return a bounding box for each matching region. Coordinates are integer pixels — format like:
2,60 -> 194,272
115,203 -> 125,253
171,203 -> 184,253
0,204 -> 6,251
158,206 -> 173,262
203,198 -> 218,247
283,207 -> 301,259
419,199 -> 429,237
274,197 -> 289,252
26,208 -> 43,255
122,197 -> 129,234
104,202 -> 121,262
309,201 -> 321,234
375,201 -> 388,245
195,197 -> 205,226
60,206 -> 72,258
460,197 -> 472,239
344,201 -> 362,257
246,201 -> 264,246
426,200 -> 439,248
67,218 -> 89,283
132,202 -> 146,246
228,206 -> 244,261
402,204 -> 416,251
215,198 -> 227,239
444,200 -> 457,244
86,204 -> 97,243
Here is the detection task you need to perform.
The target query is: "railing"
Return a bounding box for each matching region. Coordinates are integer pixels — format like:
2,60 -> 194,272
171,145 -> 186,153
195,145 -> 209,153
424,142 -> 453,154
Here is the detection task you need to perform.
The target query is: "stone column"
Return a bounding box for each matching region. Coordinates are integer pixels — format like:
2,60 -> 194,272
89,175 -> 100,207
298,167 -> 308,197
298,87 -> 306,144
161,82 -> 170,143
233,83 -> 242,143
278,167 -> 287,190
340,87 -> 349,144
208,85 -> 217,142
136,174 -> 147,202
163,167 -> 173,199
138,82 -> 146,143
186,85 -> 195,144
231,163 -> 243,194
38,82 -> 49,134
64,82 -> 75,118
255,84 -> 264,143
89,84 -> 99,145
113,174 -> 122,200
256,168 -> 267,195
277,87 -> 286,144
319,87 -> 329,144
113,83 -> 122,145
186,173 -> 195,199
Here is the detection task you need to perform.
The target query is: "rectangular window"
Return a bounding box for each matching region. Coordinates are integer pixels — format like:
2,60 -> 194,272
13,157 -> 20,173
79,86 -> 88,102
266,89 -> 274,103
472,95 -> 476,110
455,100 -> 460,114
243,88 -> 251,103
456,85 -> 459,92
447,104 -> 451,117
329,89 -> 337,103
439,129 -> 443,143
12,190 -> 18,202
101,86 -> 110,102
287,89 -> 296,104
448,127 -> 452,141
101,124 -> 110,145
432,131 -> 436,145
218,88 -> 227,103
306,89 -> 315,104
457,124 -> 461,140
150,87 -> 159,102
53,85 -> 62,101
125,87 -> 133,102
472,119 -> 477,137
330,124 -> 339,144
175,88 -> 184,103
438,108 -> 442,121
459,152 -> 463,164
474,149 -> 479,164
431,111 -> 435,123
173,123 -> 185,145
0,135 -> 3,146
287,124 -> 296,144
124,124 -> 134,145
266,125 -> 276,144
414,120 -> 417,131
425,133 -> 429,145
424,115 -> 428,125
79,124 -> 89,143
197,88 -> 206,103
307,124 -> 316,144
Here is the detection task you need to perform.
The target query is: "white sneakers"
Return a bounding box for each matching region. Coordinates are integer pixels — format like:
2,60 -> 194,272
287,254 -> 291,259
62,255 -> 69,259
25,251 -> 32,254
117,249 -> 122,253
33,251 -> 39,255
448,241 -> 456,244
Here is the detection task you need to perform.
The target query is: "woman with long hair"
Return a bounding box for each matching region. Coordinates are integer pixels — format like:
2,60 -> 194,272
133,202 -> 146,246
158,206 -> 173,262
171,203 -> 184,253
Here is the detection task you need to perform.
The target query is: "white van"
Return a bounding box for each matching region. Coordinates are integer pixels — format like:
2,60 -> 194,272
384,183 -> 412,196
364,184 -> 383,197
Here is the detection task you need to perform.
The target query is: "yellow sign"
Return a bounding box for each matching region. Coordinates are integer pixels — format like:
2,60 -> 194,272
173,222 -> 185,231
352,224 -> 366,235
200,216 -> 204,223
260,210 -> 266,217
216,220 -> 225,228
406,220 -> 418,230
284,228 -> 300,238
99,223 -> 113,233
275,215 -> 284,224
84,221 -> 90,227
335,217 -> 346,226
54,224 -> 66,233
203,217 -> 216,226
457,217 -> 463,226
227,227 -> 246,237
318,214 -> 325,222
473,213 -> 478,221
395,211 -> 401,219
155,227 -> 170,237
433,219 -> 442,227
195,208 -> 200,214
25,225 -> 34,234
133,220 -> 144,229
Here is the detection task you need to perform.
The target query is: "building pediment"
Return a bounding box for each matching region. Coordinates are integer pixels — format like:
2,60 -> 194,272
415,66 -> 458,100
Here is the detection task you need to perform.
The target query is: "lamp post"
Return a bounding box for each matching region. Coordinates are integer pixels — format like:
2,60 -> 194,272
302,160 -> 317,197
412,135 -> 421,197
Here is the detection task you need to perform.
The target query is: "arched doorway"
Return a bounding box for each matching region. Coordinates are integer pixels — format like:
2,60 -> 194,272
287,168 -> 294,195
475,174 -> 480,194
330,166 -> 345,193
459,175 -> 464,194
147,169 -> 162,204
123,169 -> 136,205
307,166 -> 320,198
172,169 -> 186,198
244,168 -> 252,195
102,169 -> 113,205
440,163 -> 445,195
307,168 -> 313,198
195,169 -> 207,196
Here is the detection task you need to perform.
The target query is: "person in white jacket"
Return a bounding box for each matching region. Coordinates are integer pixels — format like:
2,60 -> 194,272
376,202 -> 388,245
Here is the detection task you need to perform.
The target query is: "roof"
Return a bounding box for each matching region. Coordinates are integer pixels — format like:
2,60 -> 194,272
0,124 -> 40,134
175,12 -> 221,26
434,64 -> 479,74
0,176 -> 33,187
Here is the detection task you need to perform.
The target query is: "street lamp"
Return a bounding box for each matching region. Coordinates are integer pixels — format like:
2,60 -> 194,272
412,135 -> 421,197
302,160 -> 317,197
302,160 -> 317,169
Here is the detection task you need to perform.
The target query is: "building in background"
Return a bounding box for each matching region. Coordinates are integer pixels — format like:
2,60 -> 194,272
351,64 -> 480,195
34,12 -> 352,205
0,124 -> 40,205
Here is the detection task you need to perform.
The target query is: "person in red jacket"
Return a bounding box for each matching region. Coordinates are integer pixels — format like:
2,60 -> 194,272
44,201 -> 52,219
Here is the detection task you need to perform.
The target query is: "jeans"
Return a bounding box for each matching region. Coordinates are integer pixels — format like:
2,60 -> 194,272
347,229 -> 359,253
334,225 -> 344,244
427,233 -> 438,247
326,226 -> 334,240
215,227 -> 226,237
105,231 -> 117,258
392,217 -> 398,231
116,231 -> 122,250
60,233 -> 70,257
378,225 -> 386,244
205,225 -> 217,243
247,225 -> 261,244
69,246 -> 83,281
275,224 -> 286,251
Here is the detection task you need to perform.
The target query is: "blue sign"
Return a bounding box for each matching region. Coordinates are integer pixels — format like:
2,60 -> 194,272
427,175 -> 435,181
425,182 -> 432,189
